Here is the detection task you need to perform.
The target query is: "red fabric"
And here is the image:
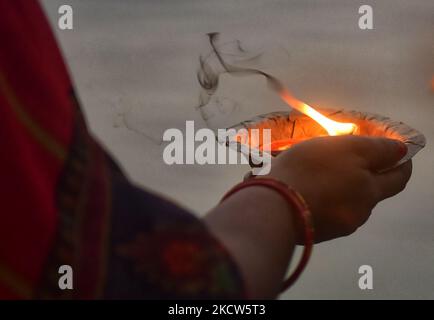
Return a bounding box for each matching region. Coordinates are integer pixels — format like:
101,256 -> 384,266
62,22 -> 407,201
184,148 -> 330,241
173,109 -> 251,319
0,0 -> 246,300
0,0 -> 74,298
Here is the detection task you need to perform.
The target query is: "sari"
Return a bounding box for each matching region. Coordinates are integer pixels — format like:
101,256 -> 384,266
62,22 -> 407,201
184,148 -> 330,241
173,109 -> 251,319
0,0 -> 245,299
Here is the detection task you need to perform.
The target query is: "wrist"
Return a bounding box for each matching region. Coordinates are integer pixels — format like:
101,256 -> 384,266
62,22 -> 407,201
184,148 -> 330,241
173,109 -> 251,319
205,184 -> 298,297
219,177 -> 315,292
208,185 -> 297,239
245,173 -> 311,243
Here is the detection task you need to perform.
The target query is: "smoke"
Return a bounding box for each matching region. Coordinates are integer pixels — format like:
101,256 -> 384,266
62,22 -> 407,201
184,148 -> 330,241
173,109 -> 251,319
196,32 -> 289,127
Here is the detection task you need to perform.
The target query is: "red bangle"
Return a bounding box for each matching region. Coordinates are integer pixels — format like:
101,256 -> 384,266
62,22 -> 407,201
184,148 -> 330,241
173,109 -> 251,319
220,177 -> 314,293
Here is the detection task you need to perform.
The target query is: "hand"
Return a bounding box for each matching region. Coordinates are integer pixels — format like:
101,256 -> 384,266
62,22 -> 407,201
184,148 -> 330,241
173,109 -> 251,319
265,135 -> 412,243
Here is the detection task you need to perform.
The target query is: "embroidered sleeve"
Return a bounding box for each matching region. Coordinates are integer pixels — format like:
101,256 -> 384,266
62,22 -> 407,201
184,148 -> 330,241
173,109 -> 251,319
103,169 -> 247,299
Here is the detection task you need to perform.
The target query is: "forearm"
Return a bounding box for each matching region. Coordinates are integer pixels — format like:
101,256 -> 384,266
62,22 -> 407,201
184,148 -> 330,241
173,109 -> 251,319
204,186 -> 296,299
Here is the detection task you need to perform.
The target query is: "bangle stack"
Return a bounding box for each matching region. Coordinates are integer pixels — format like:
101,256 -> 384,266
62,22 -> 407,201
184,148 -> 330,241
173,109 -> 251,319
220,176 -> 314,293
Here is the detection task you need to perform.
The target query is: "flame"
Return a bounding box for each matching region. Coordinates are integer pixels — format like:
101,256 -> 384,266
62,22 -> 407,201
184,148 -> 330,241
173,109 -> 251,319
279,87 -> 357,136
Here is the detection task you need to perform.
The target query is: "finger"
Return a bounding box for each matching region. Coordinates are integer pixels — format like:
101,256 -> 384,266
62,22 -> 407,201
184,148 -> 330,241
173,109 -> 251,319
374,160 -> 412,201
350,137 -> 407,171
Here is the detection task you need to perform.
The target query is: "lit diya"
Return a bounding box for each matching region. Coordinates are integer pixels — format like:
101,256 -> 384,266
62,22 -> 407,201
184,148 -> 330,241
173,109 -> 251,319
198,33 -> 425,165
226,89 -> 425,167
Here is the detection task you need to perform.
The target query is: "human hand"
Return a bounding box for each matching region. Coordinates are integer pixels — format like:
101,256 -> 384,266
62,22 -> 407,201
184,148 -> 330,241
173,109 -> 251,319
265,136 -> 412,243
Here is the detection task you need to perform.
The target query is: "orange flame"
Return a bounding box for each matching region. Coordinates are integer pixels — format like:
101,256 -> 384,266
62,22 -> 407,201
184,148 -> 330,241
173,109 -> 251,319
279,87 -> 357,136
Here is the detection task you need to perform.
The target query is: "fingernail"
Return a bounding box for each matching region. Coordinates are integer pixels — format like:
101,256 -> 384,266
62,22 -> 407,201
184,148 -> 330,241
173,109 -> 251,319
396,140 -> 408,158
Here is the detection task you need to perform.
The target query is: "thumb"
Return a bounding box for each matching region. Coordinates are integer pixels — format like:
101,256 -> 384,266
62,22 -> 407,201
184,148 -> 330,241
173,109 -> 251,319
355,137 -> 407,171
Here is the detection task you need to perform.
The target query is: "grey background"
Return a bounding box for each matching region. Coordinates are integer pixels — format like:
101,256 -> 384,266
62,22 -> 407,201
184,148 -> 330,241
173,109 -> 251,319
41,0 -> 434,299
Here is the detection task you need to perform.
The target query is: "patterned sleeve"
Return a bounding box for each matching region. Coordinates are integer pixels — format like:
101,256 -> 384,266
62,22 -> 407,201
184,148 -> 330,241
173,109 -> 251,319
35,96 -> 247,300
0,0 -> 246,300
105,164 -> 247,299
